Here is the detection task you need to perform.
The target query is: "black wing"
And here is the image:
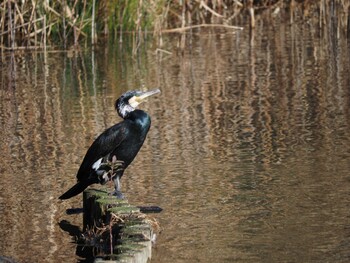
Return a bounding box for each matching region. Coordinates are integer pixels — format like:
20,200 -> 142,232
76,120 -> 130,181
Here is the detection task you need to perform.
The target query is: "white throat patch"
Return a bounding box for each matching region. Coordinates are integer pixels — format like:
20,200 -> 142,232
119,104 -> 135,118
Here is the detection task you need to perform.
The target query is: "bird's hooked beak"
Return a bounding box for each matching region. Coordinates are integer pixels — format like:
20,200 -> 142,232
128,89 -> 161,108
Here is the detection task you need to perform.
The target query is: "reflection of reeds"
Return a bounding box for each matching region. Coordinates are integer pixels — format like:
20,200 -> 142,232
1,1 -> 349,50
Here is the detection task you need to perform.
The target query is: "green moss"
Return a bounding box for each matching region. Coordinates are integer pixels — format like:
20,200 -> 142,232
108,206 -> 140,214
122,225 -> 150,235
86,188 -> 109,197
97,197 -> 129,206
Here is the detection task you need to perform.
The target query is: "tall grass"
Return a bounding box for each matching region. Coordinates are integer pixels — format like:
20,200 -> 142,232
0,0 -> 349,51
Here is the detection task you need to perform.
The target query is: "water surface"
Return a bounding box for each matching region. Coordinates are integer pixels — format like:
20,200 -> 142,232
1,9 -> 350,263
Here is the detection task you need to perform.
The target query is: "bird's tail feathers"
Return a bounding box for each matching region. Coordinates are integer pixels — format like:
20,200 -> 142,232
59,181 -> 89,200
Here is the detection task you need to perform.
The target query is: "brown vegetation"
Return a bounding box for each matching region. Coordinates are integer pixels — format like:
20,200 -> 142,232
0,0 -> 349,51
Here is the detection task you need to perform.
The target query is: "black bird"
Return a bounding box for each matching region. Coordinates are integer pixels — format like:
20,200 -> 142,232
59,89 -> 160,200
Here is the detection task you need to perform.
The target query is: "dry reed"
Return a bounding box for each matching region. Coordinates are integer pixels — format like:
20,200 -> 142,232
0,0 -> 349,51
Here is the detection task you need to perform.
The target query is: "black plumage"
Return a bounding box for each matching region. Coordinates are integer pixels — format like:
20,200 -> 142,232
59,89 -> 160,200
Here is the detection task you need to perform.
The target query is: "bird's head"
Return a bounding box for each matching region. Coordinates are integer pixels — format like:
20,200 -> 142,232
115,89 -> 161,118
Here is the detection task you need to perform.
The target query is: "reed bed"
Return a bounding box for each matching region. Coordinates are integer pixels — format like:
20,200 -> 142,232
0,0 -> 349,51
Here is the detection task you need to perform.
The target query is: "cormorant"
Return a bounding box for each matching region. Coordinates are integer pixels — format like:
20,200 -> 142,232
59,89 -> 160,200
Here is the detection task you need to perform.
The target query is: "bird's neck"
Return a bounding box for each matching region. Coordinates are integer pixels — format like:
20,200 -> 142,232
127,109 -> 151,131
118,104 -> 134,119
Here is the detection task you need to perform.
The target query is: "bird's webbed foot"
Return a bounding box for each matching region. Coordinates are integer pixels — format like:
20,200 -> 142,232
109,190 -> 125,199
109,174 -> 125,199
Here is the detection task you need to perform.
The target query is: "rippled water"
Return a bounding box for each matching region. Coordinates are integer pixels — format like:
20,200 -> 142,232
1,9 -> 350,263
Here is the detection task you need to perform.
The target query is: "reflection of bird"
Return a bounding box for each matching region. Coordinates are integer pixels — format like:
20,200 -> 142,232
59,89 -> 160,200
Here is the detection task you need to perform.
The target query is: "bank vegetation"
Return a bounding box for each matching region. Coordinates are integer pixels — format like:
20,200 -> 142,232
0,0 -> 349,51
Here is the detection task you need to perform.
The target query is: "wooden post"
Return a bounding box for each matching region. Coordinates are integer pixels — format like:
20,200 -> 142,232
83,189 -> 155,263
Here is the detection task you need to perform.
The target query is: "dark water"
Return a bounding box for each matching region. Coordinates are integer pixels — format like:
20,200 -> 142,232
1,10 -> 350,263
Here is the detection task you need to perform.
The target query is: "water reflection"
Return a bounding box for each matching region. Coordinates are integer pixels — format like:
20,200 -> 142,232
0,7 -> 350,263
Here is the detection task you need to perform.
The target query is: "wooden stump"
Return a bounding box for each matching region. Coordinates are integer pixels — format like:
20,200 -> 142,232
83,189 -> 156,263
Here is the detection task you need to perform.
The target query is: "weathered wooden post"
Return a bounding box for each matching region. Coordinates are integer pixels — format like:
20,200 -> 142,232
83,188 -> 157,263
